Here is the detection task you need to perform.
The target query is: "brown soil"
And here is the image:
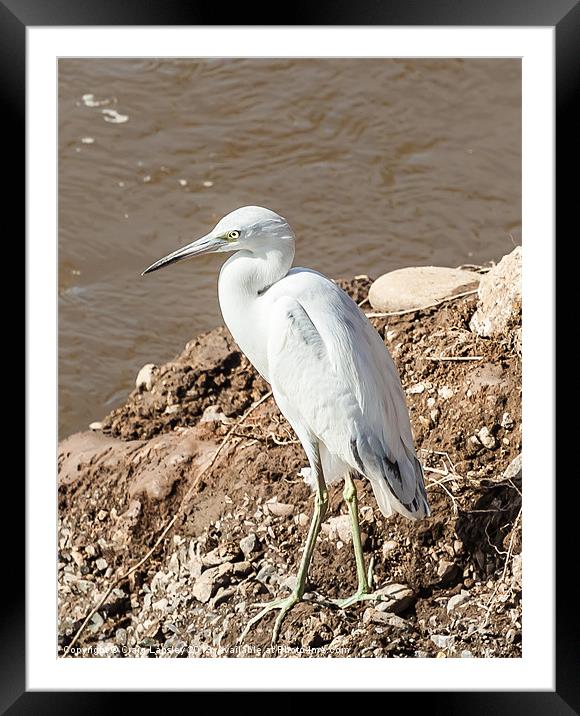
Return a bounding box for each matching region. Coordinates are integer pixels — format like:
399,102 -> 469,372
58,275 -> 522,658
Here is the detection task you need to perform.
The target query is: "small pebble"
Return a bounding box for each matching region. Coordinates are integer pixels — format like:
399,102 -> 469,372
239,533 -> 257,557
265,502 -> 294,517
296,513 -> 309,527
135,363 -> 157,392
447,590 -> 470,613
115,628 -> 127,646
431,634 -> 454,650
438,386 -> 454,400
478,427 -> 498,450
382,540 -> 398,557
501,412 -> 515,430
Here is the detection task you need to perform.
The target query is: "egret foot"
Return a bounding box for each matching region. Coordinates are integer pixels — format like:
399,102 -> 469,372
239,456 -> 328,646
331,588 -> 385,610
239,592 -> 301,645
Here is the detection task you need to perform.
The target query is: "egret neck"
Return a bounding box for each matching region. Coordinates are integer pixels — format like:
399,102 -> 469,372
218,241 -> 295,380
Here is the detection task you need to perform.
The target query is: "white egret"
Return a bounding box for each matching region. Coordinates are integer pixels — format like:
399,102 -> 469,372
143,206 -> 430,643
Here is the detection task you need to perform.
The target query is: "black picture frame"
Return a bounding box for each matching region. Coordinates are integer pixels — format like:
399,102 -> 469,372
8,0 -> 576,710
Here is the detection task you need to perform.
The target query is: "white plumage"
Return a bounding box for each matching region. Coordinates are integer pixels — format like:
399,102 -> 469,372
143,205 -> 430,641
213,206 -> 429,520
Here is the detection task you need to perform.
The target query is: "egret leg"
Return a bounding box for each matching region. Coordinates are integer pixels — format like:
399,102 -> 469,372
332,474 -> 383,609
239,466 -> 328,646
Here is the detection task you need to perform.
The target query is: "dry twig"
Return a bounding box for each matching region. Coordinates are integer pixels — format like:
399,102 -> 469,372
268,434 -> 300,446
425,472 -> 459,516
480,508 -> 522,630
427,355 -> 483,362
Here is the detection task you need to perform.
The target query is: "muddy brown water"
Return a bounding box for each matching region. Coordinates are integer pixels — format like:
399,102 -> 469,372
59,58 -> 521,438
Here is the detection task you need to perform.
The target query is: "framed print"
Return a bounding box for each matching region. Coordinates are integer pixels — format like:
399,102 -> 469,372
7,0 -> 576,709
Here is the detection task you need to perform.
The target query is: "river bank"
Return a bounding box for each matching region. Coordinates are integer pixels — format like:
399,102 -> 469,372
58,253 -> 522,658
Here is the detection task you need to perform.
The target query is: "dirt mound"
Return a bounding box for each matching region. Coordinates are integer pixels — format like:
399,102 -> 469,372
58,274 -> 522,658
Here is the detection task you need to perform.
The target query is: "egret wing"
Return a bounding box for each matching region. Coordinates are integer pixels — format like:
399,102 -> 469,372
266,277 -> 429,518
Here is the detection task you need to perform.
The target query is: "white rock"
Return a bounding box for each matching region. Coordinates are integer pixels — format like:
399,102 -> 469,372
431,634 -> 454,650
326,515 -> 353,544
368,266 -> 479,312
89,421 -> 103,431
501,411 -> 515,430
200,405 -> 227,423
152,597 -> 168,612
201,547 -> 228,567
191,574 -> 214,604
135,363 -> 158,392
256,563 -> 277,584
437,559 -> 459,581
503,454 -> 522,481
438,386 -> 454,400
382,540 -> 398,556
478,427 -> 498,450
239,533 -> 257,557
266,501 -> 294,517
115,628 -> 128,646
446,591 -> 470,613
191,563 -> 232,604
168,552 -> 181,574
363,609 -> 407,628
295,513 -> 309,527
280,574 -> 297,593
374,583 -> 415,613
407,383 -> 425,394
187,555 -> 203,578
88,613 -> 104,634
470,247 -> 522,341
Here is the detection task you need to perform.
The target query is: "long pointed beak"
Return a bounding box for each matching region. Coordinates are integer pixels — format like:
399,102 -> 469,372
141,235 -> 223,275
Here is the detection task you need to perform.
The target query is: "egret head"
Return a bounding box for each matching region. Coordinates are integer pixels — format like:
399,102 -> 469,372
142,206 -> 294,275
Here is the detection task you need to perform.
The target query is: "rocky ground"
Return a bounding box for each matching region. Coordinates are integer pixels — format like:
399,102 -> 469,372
58,253 -> 522,659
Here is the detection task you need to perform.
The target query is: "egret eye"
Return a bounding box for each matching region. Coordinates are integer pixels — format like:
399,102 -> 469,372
227,230 -> 240,240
